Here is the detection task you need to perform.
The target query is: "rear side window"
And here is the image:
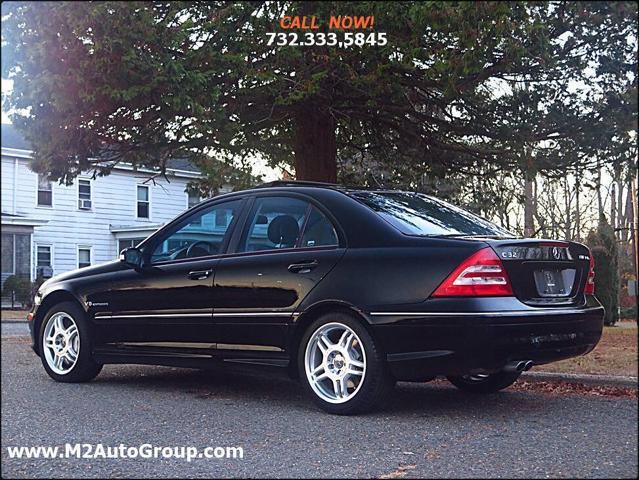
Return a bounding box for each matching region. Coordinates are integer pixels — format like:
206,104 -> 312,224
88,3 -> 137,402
300,207 -> 338,248
239,197 -> 338,253
349,191 -> 512,237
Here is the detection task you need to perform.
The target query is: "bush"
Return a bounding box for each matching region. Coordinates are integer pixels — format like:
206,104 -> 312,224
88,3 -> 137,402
2,275 -> 32,308
620,305 -> 637,322
586,218 -> 619,326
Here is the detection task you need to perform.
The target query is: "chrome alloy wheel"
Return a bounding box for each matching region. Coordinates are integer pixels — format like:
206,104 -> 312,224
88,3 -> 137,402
42,312 -> 80,375
304,322 -> 366,404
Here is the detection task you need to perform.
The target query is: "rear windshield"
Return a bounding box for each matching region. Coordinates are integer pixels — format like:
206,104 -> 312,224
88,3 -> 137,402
349,191 -> 513,237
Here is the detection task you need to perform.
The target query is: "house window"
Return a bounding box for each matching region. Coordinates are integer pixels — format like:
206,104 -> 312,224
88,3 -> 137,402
1,233 -> 31,286
37,174 -> 52,206
78,179 -> 92,210
78,246 -> 91,268
36,245 -> 53,278
187,191 -> 200,209
187,191 -> 201,225
1,234 -> 14,274
36,245 -> 51,267
117,238 -> 144,256
137,185 -> 150,218
215,209 -> 228,227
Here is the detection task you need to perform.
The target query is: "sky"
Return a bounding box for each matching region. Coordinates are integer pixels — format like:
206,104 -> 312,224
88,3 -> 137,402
1,77 -> 11,123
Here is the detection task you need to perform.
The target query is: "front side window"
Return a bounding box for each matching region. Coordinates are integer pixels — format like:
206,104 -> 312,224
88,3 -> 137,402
239,197 -> 338,253
137,185 -> 150,218
150,200 -> 242,263
349,191 -> 513,237
78,179 -> 92,210
78,247 -> 91,268
37,174 -> 52,206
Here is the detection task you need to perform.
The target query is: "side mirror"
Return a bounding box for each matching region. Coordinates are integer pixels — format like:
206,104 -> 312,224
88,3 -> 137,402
119,247 -> 144,270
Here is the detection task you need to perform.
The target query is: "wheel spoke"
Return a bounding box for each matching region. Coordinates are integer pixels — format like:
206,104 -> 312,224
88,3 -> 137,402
317,334 -> 332,353
340,378 -> 349,397
338,330 -> 353,349
346,367 -> 364,377
350,358 -> 365,369
53,355 -> 64,370
332,379 -> 342,398
54,315 -> 66,334
64,350 -> 77,363
65,324 -> 78,338
310,364 -> 328,382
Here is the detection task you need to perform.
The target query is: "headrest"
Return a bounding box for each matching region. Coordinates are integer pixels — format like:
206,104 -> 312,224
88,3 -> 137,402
267,215 -> 300,246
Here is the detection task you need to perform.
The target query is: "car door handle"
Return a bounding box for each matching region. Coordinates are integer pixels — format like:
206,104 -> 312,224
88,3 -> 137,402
288,260 -> 319,274
188,270 -> 212,280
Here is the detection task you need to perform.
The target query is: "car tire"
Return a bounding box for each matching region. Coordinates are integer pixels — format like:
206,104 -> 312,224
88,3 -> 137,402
39,301 -> 102,383
298,312 -> 394,415
446,371 -> 521,394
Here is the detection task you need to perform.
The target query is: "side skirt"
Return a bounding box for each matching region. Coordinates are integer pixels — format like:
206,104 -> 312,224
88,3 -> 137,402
92,343 -> 291,370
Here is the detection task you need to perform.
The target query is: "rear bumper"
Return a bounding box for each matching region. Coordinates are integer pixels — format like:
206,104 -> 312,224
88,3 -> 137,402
370,300 -> 604,381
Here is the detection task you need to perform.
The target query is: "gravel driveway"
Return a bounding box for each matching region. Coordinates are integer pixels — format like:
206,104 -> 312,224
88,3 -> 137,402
2,334 -> 637,478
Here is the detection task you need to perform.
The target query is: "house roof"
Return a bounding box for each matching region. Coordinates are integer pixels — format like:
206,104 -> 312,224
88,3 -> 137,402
1,123 -> 200,174
1,124 -> 32,150
1,211 -> 49,226
165,158 -> 200,173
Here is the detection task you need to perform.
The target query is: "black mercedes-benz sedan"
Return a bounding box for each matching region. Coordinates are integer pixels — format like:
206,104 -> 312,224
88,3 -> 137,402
28,181 -> 604,414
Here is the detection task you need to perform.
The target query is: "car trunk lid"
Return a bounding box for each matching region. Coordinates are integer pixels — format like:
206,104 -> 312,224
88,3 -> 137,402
480,239 -> 591,306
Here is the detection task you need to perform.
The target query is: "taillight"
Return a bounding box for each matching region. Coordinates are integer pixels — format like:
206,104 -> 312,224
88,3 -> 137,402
584,254 -> 595,295
431,247 -> 514,297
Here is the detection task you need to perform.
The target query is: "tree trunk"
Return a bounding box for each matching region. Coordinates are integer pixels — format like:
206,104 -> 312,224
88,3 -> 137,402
564,177 -> 572,240
294,106 -> 337,182
523,151 -> 536,238
596,158 -> 604,222
524,174 -> 535,237
631,178 -> 639,281
622,179 -> 633,243
616,170 -> 624,240
575,169 -> 581,241
611,165 -> 621,239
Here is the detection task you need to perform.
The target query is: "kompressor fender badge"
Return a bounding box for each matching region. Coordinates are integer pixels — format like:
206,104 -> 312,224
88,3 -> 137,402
87,301 -> 109,307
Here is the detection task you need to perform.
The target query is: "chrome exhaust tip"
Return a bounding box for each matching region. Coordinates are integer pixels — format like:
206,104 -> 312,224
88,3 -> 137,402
503,360 -> 534,372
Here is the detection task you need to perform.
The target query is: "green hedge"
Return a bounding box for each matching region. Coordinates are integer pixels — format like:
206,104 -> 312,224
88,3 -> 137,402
2,275 -> 32,307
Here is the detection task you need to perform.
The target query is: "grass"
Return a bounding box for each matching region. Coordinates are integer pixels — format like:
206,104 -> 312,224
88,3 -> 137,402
536,322 -> 638,377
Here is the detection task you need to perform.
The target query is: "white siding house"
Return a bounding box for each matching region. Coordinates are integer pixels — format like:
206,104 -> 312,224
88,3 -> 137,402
1,124 -> 208,304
